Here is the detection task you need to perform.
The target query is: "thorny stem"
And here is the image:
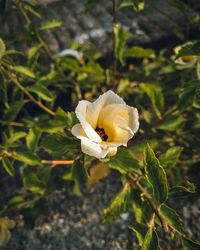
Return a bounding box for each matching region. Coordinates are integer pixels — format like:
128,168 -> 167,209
3,68 -> 55,116
129,174 -> 169,231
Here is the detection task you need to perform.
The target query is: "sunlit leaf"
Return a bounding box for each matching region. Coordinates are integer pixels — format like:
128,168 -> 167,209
108,148 -> 141,174
14,152 -> 40,166
161,204 -> 183,232
26,127 -> 41,152
0,38 -> 6,59
11,66 -> 36,78
28,83 -> 54,102
41,133 -> 79,158
119,0 -> 145,11
144,144 -> 168,205
141,228 -> 159,250
7,131 -> 27,145
102,182 -> 133,223
124,46 -> 155,59
22,168 -> 46,195
140,83 -> 164,118
40,20 -> 63,30
114,24 -> 128,65
157,115 -> 185,131
159,146 -> 183,169
2,157 -> 15,176
129,223 -> 148,246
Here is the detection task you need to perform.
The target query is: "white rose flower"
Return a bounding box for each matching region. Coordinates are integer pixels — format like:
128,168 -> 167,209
71,90 -> 139,158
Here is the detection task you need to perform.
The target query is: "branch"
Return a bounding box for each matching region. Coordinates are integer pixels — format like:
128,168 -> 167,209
0,120 -> 32,128
129,174 -> 168,231
41,160 -> 74,165
3,68 -> 56,116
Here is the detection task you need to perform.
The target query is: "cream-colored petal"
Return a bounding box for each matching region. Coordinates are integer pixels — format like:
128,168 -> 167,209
81,137 -> 108,158
72,124 -> 109,158
75,100 -> 101,142
71,123 -> 87,139
107,147 -> 118,157
98,104 -> 139,145
86,90 -> 126,128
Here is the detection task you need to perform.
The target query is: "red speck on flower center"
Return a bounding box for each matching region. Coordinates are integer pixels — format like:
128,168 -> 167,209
95,127 -> 108,141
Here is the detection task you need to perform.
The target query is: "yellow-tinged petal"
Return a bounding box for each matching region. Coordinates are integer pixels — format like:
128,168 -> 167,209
86,90 -> 125,128
98,104 -> 139,144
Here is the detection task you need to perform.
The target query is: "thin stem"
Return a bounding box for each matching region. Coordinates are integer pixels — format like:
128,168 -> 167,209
41,160 -> 74,165
2,151 -> 75,166
129,174 -> 168,230
3,69 -> 55,116
0,120 -> 32,128
112,0 -> 117,87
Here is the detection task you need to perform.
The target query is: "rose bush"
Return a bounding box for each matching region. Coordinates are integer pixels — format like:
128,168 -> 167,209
72,90 -> 139,158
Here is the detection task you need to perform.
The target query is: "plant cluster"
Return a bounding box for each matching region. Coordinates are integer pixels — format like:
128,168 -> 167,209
0,0 -> 200,249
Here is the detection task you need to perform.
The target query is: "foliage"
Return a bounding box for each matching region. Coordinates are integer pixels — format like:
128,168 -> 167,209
0,0 -> 200,249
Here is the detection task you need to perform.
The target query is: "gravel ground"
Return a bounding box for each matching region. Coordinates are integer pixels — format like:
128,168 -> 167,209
3,172 -> 200,250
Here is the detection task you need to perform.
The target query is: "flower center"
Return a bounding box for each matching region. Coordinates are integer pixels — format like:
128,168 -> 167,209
95,126 -> 108,141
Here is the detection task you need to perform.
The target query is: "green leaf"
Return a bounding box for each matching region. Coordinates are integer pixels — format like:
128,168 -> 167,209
119,0 -> 145,11
7,196 -> 25,209
40,20 -> 63,30
102,182 -> 133,223
0,38 -> 6,59
178,81 -> 200,110
161,204 -> 183,232
140,83 -> 164,118
124,46 -> 155,59
55,108 -> 78,130
41,133 -> 79,158
114,25 -> 129,65
159,146 -> 183,169
23,2 -> 41,19
142,228 -> 159,250
72,158 -> 89,184
157,115 -> 185,131
131,189 -> 151,224
38,120 -> 66,133
2,157 -> 15,176
129,223 -> 148,246
144,144 -> 168,205
7,131 -> 27,144
26,127 -> 41,152
175,41 -> 200,59
182,237 -> 200,250
28,83 -> 54,102
11,66 -> 36,78
14,152 -> 40,166
22,168 -> 46,195
169,183 -> 196,197
27,45 -> 41,69
4,99 -> 24,121
108,148 -> 141,174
